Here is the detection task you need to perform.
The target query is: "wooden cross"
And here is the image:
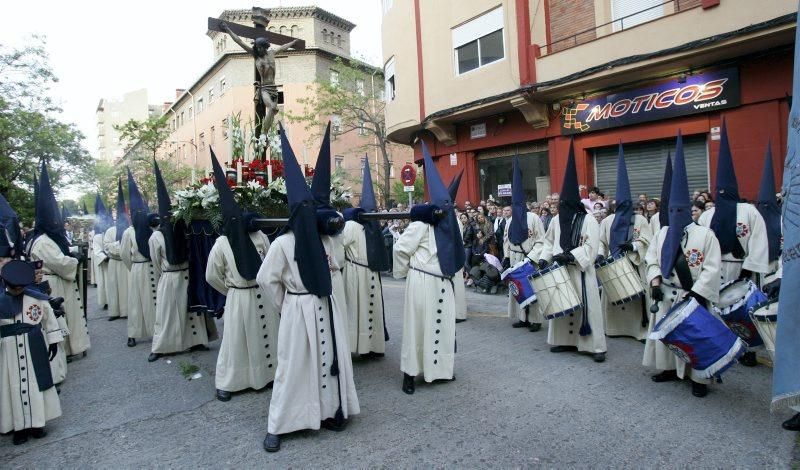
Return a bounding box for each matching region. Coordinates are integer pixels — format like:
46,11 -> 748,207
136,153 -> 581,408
207,17 -> 306,51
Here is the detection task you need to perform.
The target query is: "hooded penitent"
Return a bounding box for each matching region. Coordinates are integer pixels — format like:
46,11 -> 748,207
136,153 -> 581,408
420,141 -> 464,277
209,148 -> 262,281
658,152 -> 673,229
115,178 -> 130,242
279,123 -> 332,297
609,143 -> 634,257
0,194 -> 22,258
93,194 -> 112,235
127,167 -> 153,260
508,156 -> 528,245
154,159 -> 188,265
83,201 -> 89,216
660,132 -> 694,278
34,161 -> 70,256
756,142 -> 781,262
355,157 -> 390,272
710,119 -> 745,258
447,169 -> 464,202
309,123 -> 344,237
558,139 -> 587,252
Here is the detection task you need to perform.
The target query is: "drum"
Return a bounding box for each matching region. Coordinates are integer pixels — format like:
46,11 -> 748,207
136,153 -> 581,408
711,280 -> 767,347
649,298 -> 745,379
500,260 -> 537,308
750,299 -> 778,361
529,262 -> 581,320
594,255 -> 644,306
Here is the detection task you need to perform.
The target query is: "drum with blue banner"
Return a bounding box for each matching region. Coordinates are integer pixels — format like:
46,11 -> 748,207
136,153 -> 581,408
712,280 -> 767,347
649,297 -> 745,379
500,260 -> 537,308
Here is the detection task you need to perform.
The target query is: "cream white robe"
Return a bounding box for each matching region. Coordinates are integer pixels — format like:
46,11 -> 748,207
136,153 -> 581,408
342,221 -> 385,355
503,213 -> 545,323
0,294 -> 63,433
393,221 -> 457,382
650,213 -> 661,235
30,234 -> 90,356
149,231 -> 218,354
120,226 -> 158,340
92,233 -> 108,307
103,227 -> 129,319
540,214 -> 606,354
598,213 -> 652,340
698,204 -> 770,284
257,232 -> 359,435
454,218 -> 467,321
206,233 -> 275,392
644,223 -> 721,384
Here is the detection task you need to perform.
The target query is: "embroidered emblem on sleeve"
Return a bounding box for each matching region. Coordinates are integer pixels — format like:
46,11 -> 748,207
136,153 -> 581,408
685,249 -> 704,268
736,222 -> 749,239
26,304 -> 43,323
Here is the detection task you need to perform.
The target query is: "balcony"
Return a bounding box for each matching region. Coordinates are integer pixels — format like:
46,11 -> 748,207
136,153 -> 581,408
534,0 -> 796,94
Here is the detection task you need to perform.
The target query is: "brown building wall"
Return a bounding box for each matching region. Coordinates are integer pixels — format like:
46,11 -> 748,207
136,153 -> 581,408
548,0 -> 596,53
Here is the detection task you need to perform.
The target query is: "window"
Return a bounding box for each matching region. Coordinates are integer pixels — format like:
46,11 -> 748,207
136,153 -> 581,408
197,98 -> 204,113
384,57 -> 396,102
356,79 -> 365,96
337,34 -> 342,47
330,70 -> 339,87
360,157 -> 367,177
219,77 -> 227,95
180,111 -> 185,126
358,121 -> 367,136
611,0 -> 664,31
335,156 -> 344,169
389,161 -> 395,178
291,25 -> 299,37
322,29 -> 329,43
210,126 -> 215,145
208,87 -> 215,104
279,25 -> 287,36
332,115 -> 342,133
452,6 -> 505,75
188,107 -> 193,120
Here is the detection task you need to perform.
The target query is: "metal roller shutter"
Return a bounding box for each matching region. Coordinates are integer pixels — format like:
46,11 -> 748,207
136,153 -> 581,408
593,135 -> 708,201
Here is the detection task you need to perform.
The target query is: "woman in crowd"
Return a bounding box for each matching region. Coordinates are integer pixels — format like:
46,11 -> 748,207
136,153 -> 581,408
645,199 -> 659,221
691,200 -> 705,221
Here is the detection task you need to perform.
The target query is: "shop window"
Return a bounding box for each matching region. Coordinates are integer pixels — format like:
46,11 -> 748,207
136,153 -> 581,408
477,148 -> 549,202
452,6 -> 504,75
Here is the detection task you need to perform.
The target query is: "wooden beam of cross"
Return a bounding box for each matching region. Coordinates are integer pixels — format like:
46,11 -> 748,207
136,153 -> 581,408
207,17 -> 306,50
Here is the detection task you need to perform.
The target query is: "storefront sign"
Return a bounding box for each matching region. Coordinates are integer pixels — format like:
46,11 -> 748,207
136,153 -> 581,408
561,68 -> 740,135
497,183 -> 512,197
471,122 -> 487,139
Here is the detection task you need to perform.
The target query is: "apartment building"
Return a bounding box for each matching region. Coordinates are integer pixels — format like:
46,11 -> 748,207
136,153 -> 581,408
382,0 -> 796,203
96,88 -> 159,162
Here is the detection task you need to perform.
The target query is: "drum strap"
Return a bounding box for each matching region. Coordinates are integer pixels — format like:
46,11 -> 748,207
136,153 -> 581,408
674,249 -> 694,293
579,271 -> 591,336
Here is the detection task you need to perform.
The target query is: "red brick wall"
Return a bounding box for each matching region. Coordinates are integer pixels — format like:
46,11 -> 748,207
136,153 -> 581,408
676,0 -> 702,11
548,0 -> 597,53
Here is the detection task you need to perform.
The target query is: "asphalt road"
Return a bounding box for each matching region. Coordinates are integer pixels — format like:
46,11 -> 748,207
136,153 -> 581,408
1,276 -> 797,467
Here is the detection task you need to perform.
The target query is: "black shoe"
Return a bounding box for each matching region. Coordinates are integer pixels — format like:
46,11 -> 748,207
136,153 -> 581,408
321,417 -> 346,432
639,339 -> 646,344
190,344 -> 210,352
402,373 -> 415,395
651,370 -> 679,383
108,316 -> 118,321
147,353 -> 161,362
266,381 -> 274,389
12,430 -> 28,445
82,351 -> 87,357
127,338 -> 136,347
29,428 -> 46,439
263,433 -> 281,452
782,412 -> 800,431
66,356 -> 73,364
512,320 -> 530,328
592,352 -> 606,363
739,351 -> 758,367
529,322 -> 541,332
103,304 -> 108,310
55,386 -> 61,395
550,345 -> 578,353
692,382 -> 708,398
215,389 -> 231,402
455,318 -> 466,323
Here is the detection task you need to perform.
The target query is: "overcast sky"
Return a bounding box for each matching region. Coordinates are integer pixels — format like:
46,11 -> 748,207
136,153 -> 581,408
0,0 -> 384,161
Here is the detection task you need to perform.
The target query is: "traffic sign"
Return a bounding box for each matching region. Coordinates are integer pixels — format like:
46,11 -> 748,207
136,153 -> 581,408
401,164 -> 416,186
403,185 -> 415,192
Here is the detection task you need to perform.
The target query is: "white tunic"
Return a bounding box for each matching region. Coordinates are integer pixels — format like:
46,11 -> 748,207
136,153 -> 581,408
644,223 -> 721,383
120,227 -> 158,340
102,227 -> 129,319
92,233 -> 108,307
503,213 -> 545,323
598,213 -> 652,340
393,221 -> 457,382
206,233 -> 275,392
342,221 -> 385,354
29,234 -> 90,356
540,214 -> 606,354
257,232 -> 359,435
454,218 -> 467,321
149,231 -> 218,354
697,204 -> 770,284
0,294 -> 63,433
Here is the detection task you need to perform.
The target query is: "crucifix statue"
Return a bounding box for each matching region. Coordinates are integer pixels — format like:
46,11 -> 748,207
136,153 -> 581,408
208,9 -> 305,158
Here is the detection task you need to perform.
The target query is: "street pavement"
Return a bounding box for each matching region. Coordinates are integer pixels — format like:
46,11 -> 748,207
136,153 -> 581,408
1,276 -> 797,467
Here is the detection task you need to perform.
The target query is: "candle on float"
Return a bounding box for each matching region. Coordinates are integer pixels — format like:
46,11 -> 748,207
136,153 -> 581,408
267,162 -> 273,184
236,160 -> 243,185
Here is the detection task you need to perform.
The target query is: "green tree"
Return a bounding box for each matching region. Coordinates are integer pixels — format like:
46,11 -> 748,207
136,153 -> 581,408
0,37 -> 93,223
288,57 -> 399,205
392,174 -> 424,207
